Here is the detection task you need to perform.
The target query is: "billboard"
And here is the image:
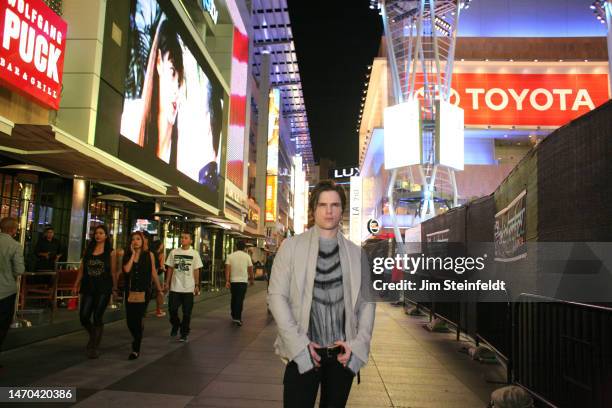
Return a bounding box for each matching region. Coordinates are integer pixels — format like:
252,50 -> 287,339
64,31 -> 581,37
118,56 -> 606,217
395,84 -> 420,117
120,0 -> 224,192
226,26 -> 248,189
384,98 -> 421,170
0,0 -> 68,109
265,88 -> 280,223
265,175 -> 277,223
435,100 -> 465,170
415,72 -> 609,127
267,88 -> 280,175
495,190 -> 527,262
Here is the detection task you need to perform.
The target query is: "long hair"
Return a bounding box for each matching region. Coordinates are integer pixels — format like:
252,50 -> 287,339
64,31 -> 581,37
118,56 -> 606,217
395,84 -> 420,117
138,19 -> 185,159
123,231 -> 149,261
208,81 -> 222,157
84,225 -> 113,261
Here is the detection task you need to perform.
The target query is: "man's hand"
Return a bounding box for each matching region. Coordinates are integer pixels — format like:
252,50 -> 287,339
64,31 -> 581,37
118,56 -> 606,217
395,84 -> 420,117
72,284 -> 80,296
335,340 -> 352,367
163,283 -> 169,294
111,287 -> 120,302
194,286 -> 201,296
308,342 -> 322,368
225,281 -> 231,289
249,277 -> 254,286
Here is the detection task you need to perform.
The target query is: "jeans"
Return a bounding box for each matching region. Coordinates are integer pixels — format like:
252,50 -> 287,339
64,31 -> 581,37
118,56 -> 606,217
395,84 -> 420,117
230,282 -> 248,321
125,300 -> 147,352
168,291 -> 194,336
0,294 -> 16,352
80,292 -> 111,329
283,360 -> 354,408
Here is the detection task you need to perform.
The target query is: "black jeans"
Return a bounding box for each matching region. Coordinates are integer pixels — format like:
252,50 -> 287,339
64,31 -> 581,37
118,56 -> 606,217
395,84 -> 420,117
80,292 -> 111,328
283,359 -> 355,408
168,291 -> 194,336
125,300 -> 147,352
0,294 -> 16,352
230,282 -> 248,321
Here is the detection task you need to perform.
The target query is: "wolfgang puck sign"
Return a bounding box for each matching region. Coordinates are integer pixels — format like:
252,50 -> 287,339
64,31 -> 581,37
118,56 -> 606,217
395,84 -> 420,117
0,0 -> 67,109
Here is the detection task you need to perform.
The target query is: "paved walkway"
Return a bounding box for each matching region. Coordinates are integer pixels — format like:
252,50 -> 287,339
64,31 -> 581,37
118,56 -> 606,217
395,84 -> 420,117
1,283 -> 504,407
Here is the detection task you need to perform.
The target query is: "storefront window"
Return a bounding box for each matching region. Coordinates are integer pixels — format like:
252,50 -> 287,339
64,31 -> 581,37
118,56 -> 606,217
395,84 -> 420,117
87,198 -> 128,250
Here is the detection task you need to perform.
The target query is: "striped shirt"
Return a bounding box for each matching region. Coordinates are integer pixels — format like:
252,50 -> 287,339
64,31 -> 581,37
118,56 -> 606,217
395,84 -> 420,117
308,237 -> 345,347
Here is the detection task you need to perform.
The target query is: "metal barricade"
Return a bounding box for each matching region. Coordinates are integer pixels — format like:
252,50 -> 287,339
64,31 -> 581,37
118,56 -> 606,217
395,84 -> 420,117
514,294 -> 612,407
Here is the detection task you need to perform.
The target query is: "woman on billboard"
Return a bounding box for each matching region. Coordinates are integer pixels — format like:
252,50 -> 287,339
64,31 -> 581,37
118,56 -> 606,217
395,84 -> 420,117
138,18 -> 185,164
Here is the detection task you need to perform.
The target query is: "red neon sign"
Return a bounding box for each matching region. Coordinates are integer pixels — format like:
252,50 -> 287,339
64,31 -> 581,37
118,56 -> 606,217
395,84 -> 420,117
0,0 -> 68,110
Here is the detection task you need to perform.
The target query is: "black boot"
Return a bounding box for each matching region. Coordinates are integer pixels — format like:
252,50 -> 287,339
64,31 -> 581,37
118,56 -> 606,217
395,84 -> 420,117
85,325 -> 95,353
88,325 -> 103,359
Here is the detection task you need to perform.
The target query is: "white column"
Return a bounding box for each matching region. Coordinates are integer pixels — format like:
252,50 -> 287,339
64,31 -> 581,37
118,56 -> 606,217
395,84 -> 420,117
67,179 -> 87,262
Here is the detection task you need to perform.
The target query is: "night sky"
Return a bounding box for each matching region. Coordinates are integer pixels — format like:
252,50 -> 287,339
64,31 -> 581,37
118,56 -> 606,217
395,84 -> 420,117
287,0 -> 383,167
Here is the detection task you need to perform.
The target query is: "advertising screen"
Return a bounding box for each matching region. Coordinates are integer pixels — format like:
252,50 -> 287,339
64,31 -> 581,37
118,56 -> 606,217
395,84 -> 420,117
120,0 -> 223,191
414,70 -> 609,127
226,27 -> 248,189
132,219 -> 159,234
384,98 -> 421,170
0,0 -> 68,109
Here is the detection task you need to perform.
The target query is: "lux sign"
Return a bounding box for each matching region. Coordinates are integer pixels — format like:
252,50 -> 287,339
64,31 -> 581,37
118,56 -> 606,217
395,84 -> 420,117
0,0 -> 67,109
333,167 -> 360,179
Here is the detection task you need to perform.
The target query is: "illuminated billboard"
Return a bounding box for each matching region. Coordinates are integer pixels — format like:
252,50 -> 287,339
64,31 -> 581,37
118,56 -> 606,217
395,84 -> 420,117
265,175 -> 277,223
120,0 -> 224,192
226,27 -> 248,189
265,88 -> 280,223
0,0 -> 68,109
414,70 -> 609,127
267,88 -> 280,175
384,98 -> 421,170
436,100 -> 464,171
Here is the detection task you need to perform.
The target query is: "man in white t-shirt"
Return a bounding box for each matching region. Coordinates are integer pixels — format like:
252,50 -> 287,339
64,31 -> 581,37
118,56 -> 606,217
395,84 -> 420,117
164,232 -> 203,342
224,241 -> 253,326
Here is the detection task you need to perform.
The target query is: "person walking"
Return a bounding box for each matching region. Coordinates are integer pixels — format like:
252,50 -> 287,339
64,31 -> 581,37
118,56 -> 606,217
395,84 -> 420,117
164,232 -> 202,342
224,241 -> 254,326
0,217 -> 25,365
73,225 -> 118,359
122,231 -> 163,360
143,232 -> 166,317
268,180 -> 376,408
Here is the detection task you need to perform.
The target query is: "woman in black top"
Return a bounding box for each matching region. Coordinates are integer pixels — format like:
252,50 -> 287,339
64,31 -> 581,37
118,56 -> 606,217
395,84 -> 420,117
72,225 -> 118,359
122,231 -> 163,360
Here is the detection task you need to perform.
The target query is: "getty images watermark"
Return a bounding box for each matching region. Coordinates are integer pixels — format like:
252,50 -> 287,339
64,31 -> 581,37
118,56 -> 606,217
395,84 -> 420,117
370,253 -> 507,292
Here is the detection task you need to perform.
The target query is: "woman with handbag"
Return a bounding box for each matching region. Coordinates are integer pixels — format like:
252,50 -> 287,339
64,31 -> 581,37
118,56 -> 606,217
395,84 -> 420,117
122,231 -> 163,360
72,225 -> 118,359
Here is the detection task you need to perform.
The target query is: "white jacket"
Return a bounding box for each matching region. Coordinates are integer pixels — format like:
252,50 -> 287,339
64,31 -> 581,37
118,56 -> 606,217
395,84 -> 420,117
267,226 -> 376,366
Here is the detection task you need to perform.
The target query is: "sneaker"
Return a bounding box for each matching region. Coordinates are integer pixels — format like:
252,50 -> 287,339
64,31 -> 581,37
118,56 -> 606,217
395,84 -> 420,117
179,335 -> 188,342
232,319 -> 240,326
170,327 -> 178,338
156,310 -> 166,318
237,320 -> 243,327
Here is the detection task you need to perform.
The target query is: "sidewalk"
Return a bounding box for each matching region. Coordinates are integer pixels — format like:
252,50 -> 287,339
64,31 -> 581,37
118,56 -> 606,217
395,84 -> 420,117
1,283 -> 504,407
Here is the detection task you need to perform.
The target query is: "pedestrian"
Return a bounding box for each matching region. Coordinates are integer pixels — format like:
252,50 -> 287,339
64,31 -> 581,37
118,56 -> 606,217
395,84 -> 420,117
143,232 -> 166,317
72,225 -> 118,359
122,231 -> 163,360
0,217 -> 25,365
265,250 -> 275,284
164,231 -> 202,342
268,180 -> 376,408
34,226 -> 63,271
224,240 -> 254,326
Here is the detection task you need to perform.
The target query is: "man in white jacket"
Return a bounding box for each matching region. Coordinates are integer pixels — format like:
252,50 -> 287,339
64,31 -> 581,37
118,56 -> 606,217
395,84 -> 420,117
268,180 -> 376,408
